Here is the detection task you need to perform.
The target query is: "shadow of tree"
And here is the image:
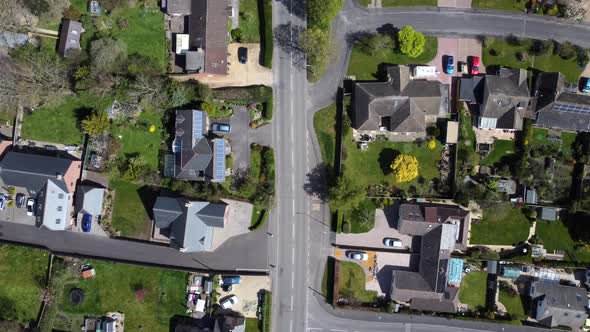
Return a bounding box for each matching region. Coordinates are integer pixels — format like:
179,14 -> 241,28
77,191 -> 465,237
274,0 -> 306,19
378,148 -> 399,176
273,23 -> 306,70
303,163 -> 330,201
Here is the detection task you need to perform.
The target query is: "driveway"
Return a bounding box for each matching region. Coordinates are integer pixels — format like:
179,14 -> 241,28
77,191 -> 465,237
174,43 -> 272,88
227,107 -> 273,173
0,188 -> 36,226
438,0 -> 471,8
216,275 -> 271,318
427,37 -> 485,85
211,199 -> 253,251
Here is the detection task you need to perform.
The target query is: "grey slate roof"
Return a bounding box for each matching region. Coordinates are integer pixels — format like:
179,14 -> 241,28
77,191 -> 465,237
534,72 -> 566,112
215,315 -> 245,332
186,50 -> 205,72
75,185 -> 104,216
479,70 -> 529,130
536,92 -> 590,132
353,65 -> 448,132
153,196 -> 227,252
165,0 -> 192,15
189,0 -> 229,75
529,281 -> 588,329
58,20 -> 82,58
38,179 -> 70,231
0,151 -> 74,195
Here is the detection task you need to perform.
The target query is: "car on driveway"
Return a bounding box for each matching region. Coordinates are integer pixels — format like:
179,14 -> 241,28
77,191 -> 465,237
238,47 -> 248,64
26,198 -> 35,216
211,123 -> 231,133
445,55 -> 454,74
383,238 -> 403,248
470,56 -> 480,75
82,214 -> 92,233
346,251 -> 368,261
459,61 -> 468,74
580,77 -> 590,93
0,194 -> 6,211
221,295 -> 239,309
15,193 -> 25,208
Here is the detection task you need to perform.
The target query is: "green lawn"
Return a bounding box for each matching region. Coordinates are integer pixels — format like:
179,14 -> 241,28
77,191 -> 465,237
482,140 -> 515,166
21,96 -> 86,145
459,271 -> 487,310
110,179 -> 154,239
313,103 -> 337,169
0,245 -> 48,324
482,38 -> 583,82
246,318 -> 259,332
535,219 -> 590,262
357,0 -> 436,6
115,111 -> 164,170
238,0 -> 260,42
347,37 -> 438,80
338,261 -> 377,303
531,127 -> 577,153
471,0 -> 526,11
470,203 -> 531,245
499,290 -> 526,322
55,260 -> 187,332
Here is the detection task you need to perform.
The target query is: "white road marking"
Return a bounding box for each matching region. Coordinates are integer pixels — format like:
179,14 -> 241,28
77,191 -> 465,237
290,320 -> 294,332
292,222 -> 295,239
292,199 -> 295,216
330,329 -> 346,332
292,247 -> 295,264
290,295 -> 294,310
291,271 -> 295,288
307,328 -> 323,331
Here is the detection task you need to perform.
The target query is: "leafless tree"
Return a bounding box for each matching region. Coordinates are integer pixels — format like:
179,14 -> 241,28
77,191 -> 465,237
559,0 -> 587,20
0,1 -> 37,32
128,74 -> 168,106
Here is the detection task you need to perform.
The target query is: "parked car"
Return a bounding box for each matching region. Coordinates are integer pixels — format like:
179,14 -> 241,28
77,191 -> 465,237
81,214 -> 92,233
238,47 -> 248,64
0,194 -> 6,211
221,276 -> 241,285
459,61 -> 468,74
445,55 -> 454,74
383,238 -> 403,248
580,77 -> 590,93
26,198 -> 35,216
346,251 -> 368,261
221,295 -> 239,309
211,123 -> 231,133
470,56 -> 480,75
15,193 -> 25,208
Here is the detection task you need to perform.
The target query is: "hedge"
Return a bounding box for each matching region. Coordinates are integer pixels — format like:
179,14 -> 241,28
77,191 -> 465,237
259,0 -> 273,68
262,95 -> 273,121
212,85 -> 272,102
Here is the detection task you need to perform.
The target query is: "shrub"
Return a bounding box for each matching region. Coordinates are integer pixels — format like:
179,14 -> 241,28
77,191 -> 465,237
63,6 -> 81,20
558,41 -> 577,60
341,221 -> 351,233
262,96 -> 273,121
516,51 -> 529,63
397,26 -> 425,58
391,154 -> 419,183
230,28 -> 243,42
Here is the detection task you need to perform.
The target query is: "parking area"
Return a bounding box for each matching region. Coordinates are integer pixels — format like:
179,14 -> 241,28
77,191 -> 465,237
210,199 -> 253,251
0,187 -> 36,225
216,275 -> 271,318
73,214 -> 108,237
427,37 -> 485,85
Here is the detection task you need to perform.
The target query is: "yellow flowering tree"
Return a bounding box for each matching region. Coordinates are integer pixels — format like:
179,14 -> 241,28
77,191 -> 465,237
428,139 -> 436,150
391,154 -> 419,183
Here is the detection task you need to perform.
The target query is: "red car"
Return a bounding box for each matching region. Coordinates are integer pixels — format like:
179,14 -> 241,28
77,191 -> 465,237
471,56 -> 480,75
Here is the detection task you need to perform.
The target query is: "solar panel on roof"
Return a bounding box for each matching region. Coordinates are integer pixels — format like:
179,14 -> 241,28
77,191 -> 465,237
193,111 -> 203,138
214,139 -> 225,180
554,102 -> 590,114
164,154 -> 176,177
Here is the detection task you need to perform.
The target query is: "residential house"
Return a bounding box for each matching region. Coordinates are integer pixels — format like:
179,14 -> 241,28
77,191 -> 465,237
58,19 -> 83,58
214,315 -> 245,332
165,109 -> 227,182
397,203 -> 470,251
75,184 -> 105,222
529,281 -> 588,329
0,151 -> 81,230
153,196 -> 228,252
352,65 -> 449,140
534,72 -> 590,132
390,223 -> 460,313
460,68 -> 530,131
163,0 -> 231,75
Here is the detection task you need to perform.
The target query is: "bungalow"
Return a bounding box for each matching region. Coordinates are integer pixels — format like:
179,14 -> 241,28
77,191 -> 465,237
460,68 -> 530,131
58,19 -> 83,58
352,65 -> 449,141
529,281 -> 588,329
153,196 -> 229,252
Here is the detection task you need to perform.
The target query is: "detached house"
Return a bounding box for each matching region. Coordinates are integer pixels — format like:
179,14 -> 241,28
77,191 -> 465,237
58,19 -> 83,58
153,196 -> 229,252
460,68 -> 530,131
164,109 -> 227,182
529,281 -> 588,329
352,65 -> 449,140
0,151 -> 81,230
534,72 -> 590,132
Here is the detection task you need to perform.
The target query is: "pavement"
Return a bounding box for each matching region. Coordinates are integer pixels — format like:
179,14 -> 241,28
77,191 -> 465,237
438,0 -> 472,8
210,199 -> 253,251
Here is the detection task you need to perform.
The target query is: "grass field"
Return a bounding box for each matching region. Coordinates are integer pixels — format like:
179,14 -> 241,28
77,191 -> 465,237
357,0 -> 436,6
471,0 -> 526,11
530,128 -> 577,154
114,111 -> 163,170
482,38 -> 583,82
470,203 -> 531,245
338,262 -> 377,303
0,245 -> 48,324
238,0 -> 260,43
347,37 -> 438,80
109,179 -> 154,239
313,103 -> 338,170
535,219 -> 590,262
55,260 -> 186,332
459,271 -> 487,310
499,290 -> 526,322
482,140 -> 515,166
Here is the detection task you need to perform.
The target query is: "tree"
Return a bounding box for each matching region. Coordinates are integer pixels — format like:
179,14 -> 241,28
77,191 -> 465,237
529,39 -> 551,56
557,41 -> 577,60
299,28 -> 330,75
82,111 -> 110,136
307,0 -> 342,29
0,1 -> 36,32
328,176 -> 366,214
560,0 -> 586,20
90,38 -> 128,73
397,26 -> 425,58
23,0 -> 69,19
120,155 -> 147,183
231,28 -> 243,42
362,34 -> 396,56
516,51 -> 529,62
101,0 -> 127,11
62,5 -> 82,20
427,139 -> 436,150
391,154 -> 419,183
128,74 -> 168,106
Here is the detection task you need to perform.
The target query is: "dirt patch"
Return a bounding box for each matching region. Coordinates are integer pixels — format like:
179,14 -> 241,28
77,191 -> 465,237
216,276 -> 271,318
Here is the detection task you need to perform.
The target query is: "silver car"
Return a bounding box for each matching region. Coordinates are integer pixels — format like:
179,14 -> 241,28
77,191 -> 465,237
346,251 -> 368,261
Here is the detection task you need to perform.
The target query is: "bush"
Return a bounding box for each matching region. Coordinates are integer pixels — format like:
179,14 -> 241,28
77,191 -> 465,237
341,221 -> 351,233
260,0 -> 273,68
557,41 -> 577,60
397,26 -> 425,58
63,6 -> 81,20
529,39 -> 551,56
212,85 -> 272,102
516,51 -> 529,63
230,28 -> 243,42
262,95 -> 273,121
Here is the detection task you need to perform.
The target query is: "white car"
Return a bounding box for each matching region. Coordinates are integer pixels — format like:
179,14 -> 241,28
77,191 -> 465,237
346,251 -> 368,261
26,198 -> 35,216
221,295 -> 238,309
383,238 -> 403,248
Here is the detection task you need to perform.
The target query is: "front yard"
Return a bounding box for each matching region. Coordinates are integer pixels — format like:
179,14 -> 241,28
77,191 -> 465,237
482,37 -> 584,82
499,288 -> 526,323
469,203 -> 531,245
0,245 -> 48,325
109,179 -> 155,239
347,36 -> 438,80
459,271 -> 487,310
338,261 -> 377,303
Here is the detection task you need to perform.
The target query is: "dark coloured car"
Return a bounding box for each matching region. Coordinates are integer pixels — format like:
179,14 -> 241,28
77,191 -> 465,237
211,123 -> 231,132
581,77 -> 590,93
238,47 -> 248,64
15,193 -> 25,208
82,214 -> 92,233
446,55 -> 454,74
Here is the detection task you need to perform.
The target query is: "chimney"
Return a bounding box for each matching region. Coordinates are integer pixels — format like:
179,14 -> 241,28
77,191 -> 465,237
185,202 -> 192,208
56,173 -> 62,180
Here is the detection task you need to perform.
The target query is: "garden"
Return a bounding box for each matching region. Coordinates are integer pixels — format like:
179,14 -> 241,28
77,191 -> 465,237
338,261 -> 378,304
535,218 -> 590,262
469,203 -> 531,245
458,271 -> 487,310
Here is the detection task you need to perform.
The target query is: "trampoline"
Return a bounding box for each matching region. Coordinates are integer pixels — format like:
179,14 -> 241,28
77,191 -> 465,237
448,258 -> 464,283
69,288 -> 85,305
